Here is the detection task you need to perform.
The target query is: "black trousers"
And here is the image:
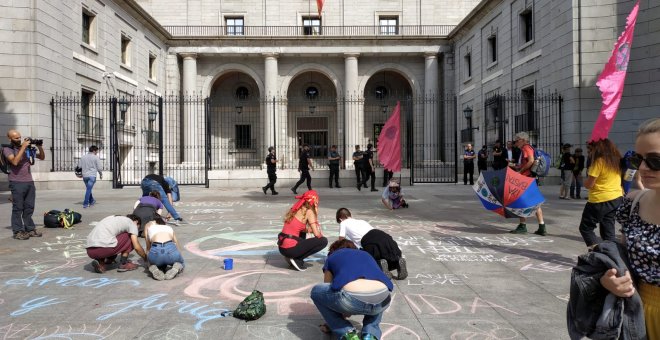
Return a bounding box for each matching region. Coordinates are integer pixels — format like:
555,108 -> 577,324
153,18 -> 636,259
329,164 -> 339,186
9,181 -> 37,234
478,162 -> 487,174
361,167 -> 375,188
279,236 -> 328,261
265,171 -> 277,192
382,169 -> 394,187
578,197 -> 623,247
463,162 -> 474,185
293,169 -> 312,190
354,165 -> 363,184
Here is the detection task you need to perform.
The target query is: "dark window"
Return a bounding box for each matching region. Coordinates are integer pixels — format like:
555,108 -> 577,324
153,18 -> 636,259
379,16 -> 398,35
520,10 -> 534,43
81,90 -> 92,117
303,16 -> 321,35
121,35 -> 131,66
235,125 -> 251,149
226,17 -> 244,36
488,35 -> 497,63
149,54 -> 156,80
465,53 -> 472,78
236,86 -> 249,100
82,12 -> 93,44
305,86 -> 319,99
373,123 -> 384,149
375,86 -> 388,99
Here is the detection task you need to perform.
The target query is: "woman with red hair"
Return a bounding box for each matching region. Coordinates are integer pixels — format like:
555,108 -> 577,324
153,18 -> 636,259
278,190 -> 328,271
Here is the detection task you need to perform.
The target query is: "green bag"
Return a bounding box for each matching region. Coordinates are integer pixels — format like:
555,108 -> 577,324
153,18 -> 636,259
233,290 -> 266,321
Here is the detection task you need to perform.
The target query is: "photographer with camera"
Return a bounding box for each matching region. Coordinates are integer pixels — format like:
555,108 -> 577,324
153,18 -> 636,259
3,129 -> 45,240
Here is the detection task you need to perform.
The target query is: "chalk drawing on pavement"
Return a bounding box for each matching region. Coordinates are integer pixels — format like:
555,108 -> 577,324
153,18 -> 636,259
139,328 -> 199,340
0,323 -> 121,339
450,320 -> 520,340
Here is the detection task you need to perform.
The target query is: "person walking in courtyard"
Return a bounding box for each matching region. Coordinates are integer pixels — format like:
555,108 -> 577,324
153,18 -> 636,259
336,207 -> 407,280
463,143 -> 476,185
352,145 -> 365,189
510,132 -> 547,235
477,145 -> 488,174
328,144 -> 341,188
78,145 -> 102,208
559,143 -> 576,199
145,216 -> 184,280
3,129 -> 45,240
571,147 -> 586,199
140,173 -> 183,223
578,138 -> 623,249
277,190 -> 327,271
602,118 -> 660,338
85,214 -> 147,273
292,143 -> 314,195
311,239 -> 393,340
358,143 -> 377,191
262,146 -> 279,195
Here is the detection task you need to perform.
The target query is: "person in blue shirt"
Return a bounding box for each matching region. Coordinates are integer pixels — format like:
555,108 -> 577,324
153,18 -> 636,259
311,239 -> 393,340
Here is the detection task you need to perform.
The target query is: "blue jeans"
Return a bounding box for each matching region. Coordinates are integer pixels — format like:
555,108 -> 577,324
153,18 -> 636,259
147,241 -> 184,270
83,176 -> 96,206
141,179 -> 180,219
310,283 -> 391,339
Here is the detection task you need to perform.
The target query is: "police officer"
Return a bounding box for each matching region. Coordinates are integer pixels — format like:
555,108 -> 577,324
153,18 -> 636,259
352,145 -> 365,188
328,145 -> 341,188
262,146 -> 279,195
291,144 -> 314,195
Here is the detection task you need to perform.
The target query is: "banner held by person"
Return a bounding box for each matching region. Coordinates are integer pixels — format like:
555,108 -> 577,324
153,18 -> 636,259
590,0 -> 640,142
377,101 -> 401,173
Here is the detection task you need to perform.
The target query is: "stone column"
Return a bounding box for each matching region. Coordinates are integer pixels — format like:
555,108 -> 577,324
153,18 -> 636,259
344,53 -> 360,169
424,52 -> 439,161
181,53 -> 198,163
263,53 -> 279,149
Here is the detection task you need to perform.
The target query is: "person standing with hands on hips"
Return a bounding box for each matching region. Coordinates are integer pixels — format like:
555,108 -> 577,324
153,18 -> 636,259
262,146 -> 279,195
328,145 -> 341,188
463,144 -> 476,185
292,143 -> 314,195
78,145 -> 102,208
3,130 -> 45,240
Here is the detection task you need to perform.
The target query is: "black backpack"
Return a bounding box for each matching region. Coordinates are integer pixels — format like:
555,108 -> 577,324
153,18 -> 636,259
1,144 -> 13,174
44,209 -> 82,229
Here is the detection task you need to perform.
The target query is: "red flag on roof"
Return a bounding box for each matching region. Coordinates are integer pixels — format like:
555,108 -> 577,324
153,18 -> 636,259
317,0 -> 324,16
377,101 -> 401,172
590,0 -> 640,142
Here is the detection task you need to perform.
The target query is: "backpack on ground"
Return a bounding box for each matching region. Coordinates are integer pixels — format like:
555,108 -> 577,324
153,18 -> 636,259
1,144 -> 13,175
43,209 -> 82,229
233,290 -> 266,321
164,176 -> 180,202
530,148 -> 551,177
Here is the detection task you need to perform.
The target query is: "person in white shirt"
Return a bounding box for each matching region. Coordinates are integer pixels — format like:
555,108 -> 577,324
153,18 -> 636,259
335,208 -> 407,280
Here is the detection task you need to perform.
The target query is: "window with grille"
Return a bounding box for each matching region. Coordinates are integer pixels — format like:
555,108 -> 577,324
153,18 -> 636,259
226,17 -> 244,36
235,124 -> 252,149
379,16 -> 398,35
303,16 -> 321,35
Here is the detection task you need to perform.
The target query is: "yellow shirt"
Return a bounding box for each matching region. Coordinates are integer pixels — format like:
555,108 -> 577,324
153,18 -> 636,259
587,159 -> 623,203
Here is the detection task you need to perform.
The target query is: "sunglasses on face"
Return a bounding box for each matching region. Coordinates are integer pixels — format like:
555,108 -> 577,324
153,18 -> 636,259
629,152 -> 660,171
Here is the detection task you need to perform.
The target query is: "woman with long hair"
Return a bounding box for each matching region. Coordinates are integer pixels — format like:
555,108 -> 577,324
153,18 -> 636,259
601,117 -> 660,338
278,190 -> 328,271
578,138 -> 624,248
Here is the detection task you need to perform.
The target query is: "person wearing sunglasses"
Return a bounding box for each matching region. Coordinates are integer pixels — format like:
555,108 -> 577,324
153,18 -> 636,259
602,117 -> 660,338
578,138 -> 624,249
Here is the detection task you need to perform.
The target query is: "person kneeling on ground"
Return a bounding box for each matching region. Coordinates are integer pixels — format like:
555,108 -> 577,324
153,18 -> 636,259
140,173 -> 183,224
336,207 -> 407,280
145,216 -> 184,280
278,190 -> 328,271
311,239 -> 393,340
133,191 -> 164,237
85,214 -> 147,273
381,180 -> 408,210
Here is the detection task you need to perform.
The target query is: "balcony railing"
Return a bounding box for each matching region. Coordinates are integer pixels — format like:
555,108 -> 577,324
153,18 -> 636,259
77,115 -> 103,139
163,25 -> 455,38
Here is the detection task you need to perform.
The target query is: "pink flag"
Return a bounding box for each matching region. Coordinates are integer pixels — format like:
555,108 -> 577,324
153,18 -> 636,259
377,101 -> 402,172
317,0 -> 324,16
590,0 -> 640,142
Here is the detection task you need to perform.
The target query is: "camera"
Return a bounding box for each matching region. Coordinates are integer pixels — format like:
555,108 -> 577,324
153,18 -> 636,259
27,138 -> 43,147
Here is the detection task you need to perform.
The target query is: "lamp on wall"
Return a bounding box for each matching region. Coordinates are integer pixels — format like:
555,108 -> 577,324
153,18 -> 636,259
118,97 -> 130,115
147,109 -> 157,122
235,105 -> 243,114
463,106 -> 479,131
381,104 -> 389,114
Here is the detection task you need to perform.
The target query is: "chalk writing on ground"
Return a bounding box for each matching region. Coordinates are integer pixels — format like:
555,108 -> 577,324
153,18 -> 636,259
5,274 -> 140,289
97,294 -> 231,331
403,294 -> 519,315
406,273 -> 469,286
450,320 -> 519,340
10,296 -> 65,316
139,327 -> 199,340
31,234 -> 88,259
0,323 -> 121,339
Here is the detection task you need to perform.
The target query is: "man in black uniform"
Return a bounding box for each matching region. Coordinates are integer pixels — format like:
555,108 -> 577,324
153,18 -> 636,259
291,144 -> 314,195
358,143 -> 378,192
262,146 -> 279,195
492,140 -> 506,170
327,145 -> 341,188
352,145 -> 365,188
463,144 -> 476,185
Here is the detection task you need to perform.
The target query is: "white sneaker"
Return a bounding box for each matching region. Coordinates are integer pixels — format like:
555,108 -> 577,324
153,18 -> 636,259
287,258 -> 306,271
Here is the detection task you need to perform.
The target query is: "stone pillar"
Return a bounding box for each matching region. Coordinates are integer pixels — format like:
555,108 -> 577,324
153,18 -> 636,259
181,53 -> 198,163
263,53 -> 279,149
344,53 -> 360,169
424,52 -> 439,161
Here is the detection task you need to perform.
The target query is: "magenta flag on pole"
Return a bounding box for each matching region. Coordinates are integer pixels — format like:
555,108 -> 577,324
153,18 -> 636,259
590,0 -> 640,142
377,101 -> 402,172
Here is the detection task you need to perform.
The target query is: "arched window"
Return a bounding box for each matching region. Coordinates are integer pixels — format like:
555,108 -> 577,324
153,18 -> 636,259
236,86 -> 249,100
375,86 -> 388,99
305,86 -> 319,99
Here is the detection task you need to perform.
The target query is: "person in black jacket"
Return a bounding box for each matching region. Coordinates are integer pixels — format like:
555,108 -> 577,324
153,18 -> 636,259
570,148 -> 585,199
358,144 -> 377,192
492,140 -> 506,170
559,144 -> 576,199
291,144 -> 314,195
262,146 -> 279,195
